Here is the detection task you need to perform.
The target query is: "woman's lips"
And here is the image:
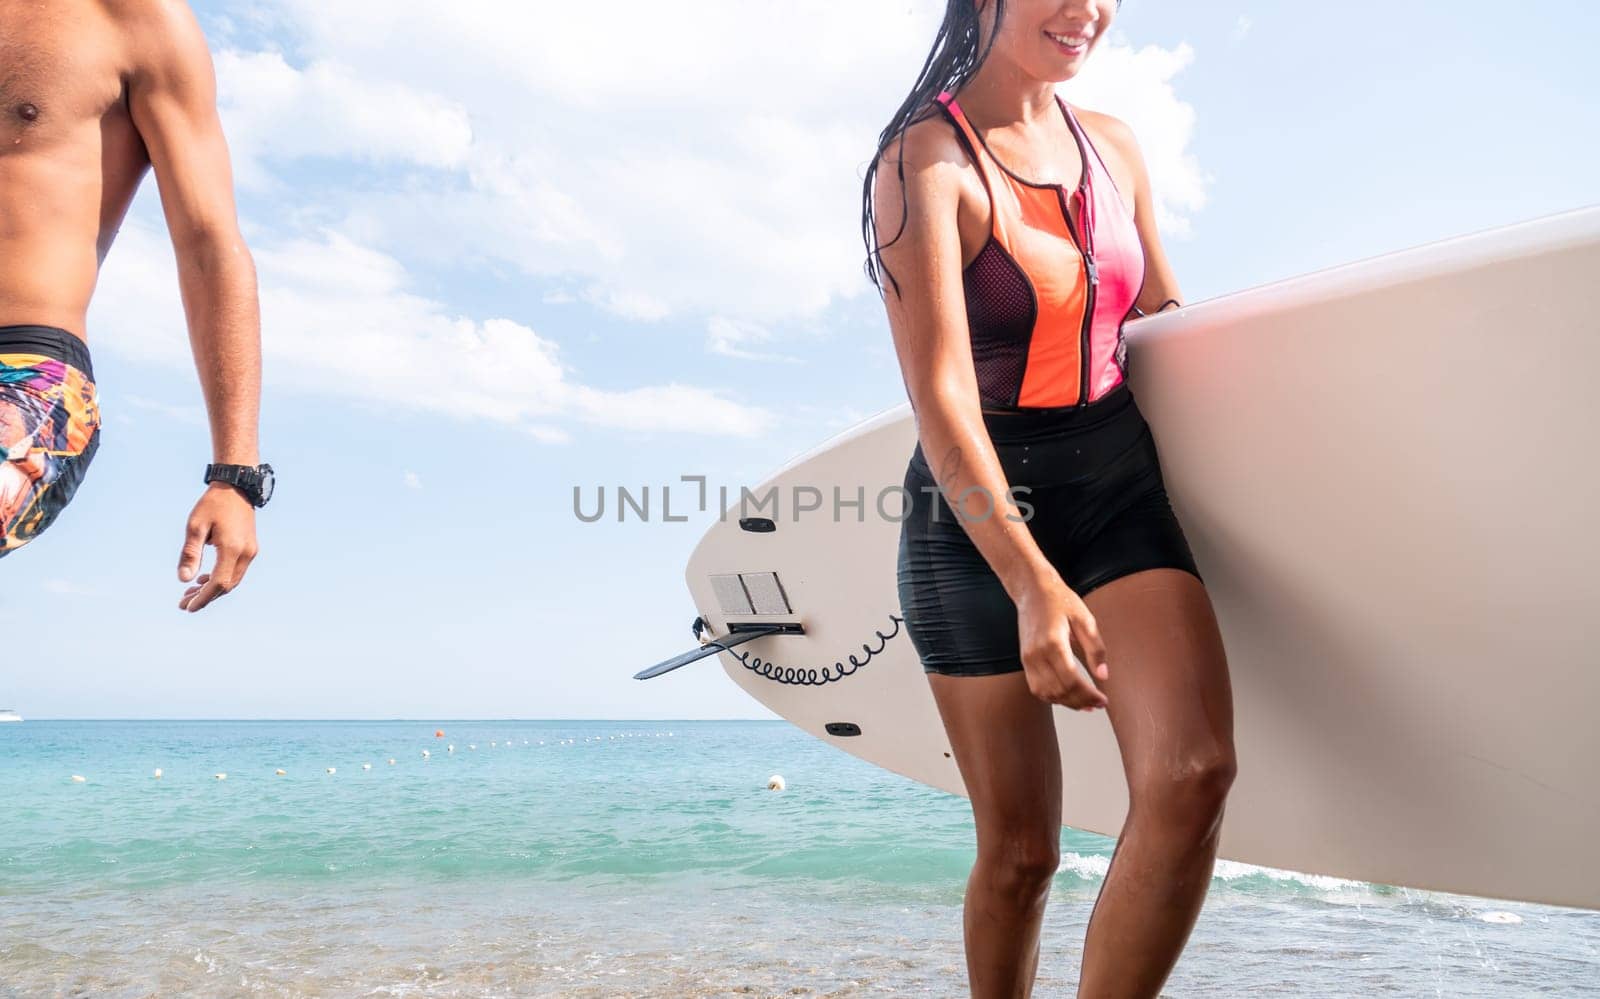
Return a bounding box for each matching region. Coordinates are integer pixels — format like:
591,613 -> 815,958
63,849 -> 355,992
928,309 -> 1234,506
1045,30 -> 1092,56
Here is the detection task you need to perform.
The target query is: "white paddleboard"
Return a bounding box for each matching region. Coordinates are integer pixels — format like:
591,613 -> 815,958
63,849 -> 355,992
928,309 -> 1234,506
670,206 -> 1600,910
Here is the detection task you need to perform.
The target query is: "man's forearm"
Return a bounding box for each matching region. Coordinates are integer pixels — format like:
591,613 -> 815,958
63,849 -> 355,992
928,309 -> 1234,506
176,230 -> 261,466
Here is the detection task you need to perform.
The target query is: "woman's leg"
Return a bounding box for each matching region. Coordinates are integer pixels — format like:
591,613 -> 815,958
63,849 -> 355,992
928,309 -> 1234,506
1072,567 -> 1237,998
928,669 -> 1064,999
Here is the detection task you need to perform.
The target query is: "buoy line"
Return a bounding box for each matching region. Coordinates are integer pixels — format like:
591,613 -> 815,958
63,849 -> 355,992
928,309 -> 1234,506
61,729 -> 682,785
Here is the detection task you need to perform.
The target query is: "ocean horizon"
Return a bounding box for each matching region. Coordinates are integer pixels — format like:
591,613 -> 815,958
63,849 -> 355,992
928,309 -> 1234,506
3,719 -> 1596,996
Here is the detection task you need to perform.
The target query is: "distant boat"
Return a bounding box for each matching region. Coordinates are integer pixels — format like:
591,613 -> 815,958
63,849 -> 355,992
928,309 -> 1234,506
0,709 -> 22,723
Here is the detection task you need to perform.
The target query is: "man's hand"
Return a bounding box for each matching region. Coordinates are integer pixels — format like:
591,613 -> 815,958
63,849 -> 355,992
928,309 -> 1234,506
177,483 -> 258,612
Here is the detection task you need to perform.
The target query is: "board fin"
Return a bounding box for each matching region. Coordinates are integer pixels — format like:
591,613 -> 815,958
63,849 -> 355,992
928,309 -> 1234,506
634,620 -> 790,680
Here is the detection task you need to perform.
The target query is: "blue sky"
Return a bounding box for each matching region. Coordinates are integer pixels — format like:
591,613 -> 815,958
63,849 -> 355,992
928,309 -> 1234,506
3,1 -> 1596,719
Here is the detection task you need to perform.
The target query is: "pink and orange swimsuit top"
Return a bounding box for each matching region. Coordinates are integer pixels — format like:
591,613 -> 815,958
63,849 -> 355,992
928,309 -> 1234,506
936,91 -> 1145,410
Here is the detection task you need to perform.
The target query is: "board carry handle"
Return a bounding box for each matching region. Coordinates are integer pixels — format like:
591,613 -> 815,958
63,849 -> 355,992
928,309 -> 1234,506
633,617 -> 804,680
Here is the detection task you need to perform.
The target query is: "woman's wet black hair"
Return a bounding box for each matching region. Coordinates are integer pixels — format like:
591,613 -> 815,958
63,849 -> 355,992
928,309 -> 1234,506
860,0 -> 1121,298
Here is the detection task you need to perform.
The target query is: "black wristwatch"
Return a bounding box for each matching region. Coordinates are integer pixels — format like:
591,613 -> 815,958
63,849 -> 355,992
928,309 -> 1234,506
204,462 -> 275,508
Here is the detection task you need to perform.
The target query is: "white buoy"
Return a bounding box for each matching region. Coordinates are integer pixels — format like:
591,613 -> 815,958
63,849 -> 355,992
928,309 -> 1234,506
214,773 -> 227,781
71,774 -> 87,783
448,744 -> 455,753
153,768 -> 163,779
422,750 -> 430,758
1480,911 -> 1523,925
275,769 -> 287,776
326,767 -> 336,775
469,744 -> 477,751
490,741 -> 497,748
387,758 -> 397,766
362,763 -> 372,771
767,774 -> 786,791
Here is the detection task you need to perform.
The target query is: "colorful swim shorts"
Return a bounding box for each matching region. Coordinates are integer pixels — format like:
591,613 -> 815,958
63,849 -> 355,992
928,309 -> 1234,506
0,325 -> 101,558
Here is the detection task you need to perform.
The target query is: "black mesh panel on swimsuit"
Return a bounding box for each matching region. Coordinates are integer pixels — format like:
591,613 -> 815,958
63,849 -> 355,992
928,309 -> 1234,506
963,239 -> 1036,408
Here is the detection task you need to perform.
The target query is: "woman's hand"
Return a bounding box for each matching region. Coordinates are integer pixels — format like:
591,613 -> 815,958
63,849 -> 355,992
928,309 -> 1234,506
1015,571 -> 1110,710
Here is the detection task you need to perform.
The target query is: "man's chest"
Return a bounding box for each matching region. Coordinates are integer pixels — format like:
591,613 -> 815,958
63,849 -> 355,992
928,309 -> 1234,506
0,4 -> 127,139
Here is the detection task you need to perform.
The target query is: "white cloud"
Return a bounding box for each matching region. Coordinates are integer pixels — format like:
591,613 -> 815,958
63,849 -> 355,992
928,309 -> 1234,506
706,317 -> 801,364
1233,16 -> 1254,42
216,50 -> 474,189
89,221 -> 775,439
212,1 -> 1208,324
522,425 -> 571,445
42,579 -> 97,596
403,471 -> 422,490
122,395 -> 205,425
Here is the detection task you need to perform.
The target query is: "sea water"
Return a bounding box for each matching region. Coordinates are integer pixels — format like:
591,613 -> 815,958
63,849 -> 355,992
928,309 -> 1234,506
1,720 -> 1596,997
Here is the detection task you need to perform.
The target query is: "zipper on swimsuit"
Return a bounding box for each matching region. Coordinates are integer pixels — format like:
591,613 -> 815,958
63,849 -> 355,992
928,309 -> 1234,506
1058,187 -> 1099,408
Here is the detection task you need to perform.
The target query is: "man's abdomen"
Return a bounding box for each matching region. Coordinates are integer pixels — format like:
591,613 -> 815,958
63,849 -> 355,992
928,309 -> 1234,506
0,135 -> 143,339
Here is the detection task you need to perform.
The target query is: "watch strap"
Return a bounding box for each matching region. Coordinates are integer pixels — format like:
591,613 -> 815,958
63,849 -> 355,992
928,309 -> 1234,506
204,463 -> 269,506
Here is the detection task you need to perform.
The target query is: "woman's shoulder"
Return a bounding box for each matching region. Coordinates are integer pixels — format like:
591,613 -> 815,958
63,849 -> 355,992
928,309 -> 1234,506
874,106 -> 981,184
1066,103 -> 1143,163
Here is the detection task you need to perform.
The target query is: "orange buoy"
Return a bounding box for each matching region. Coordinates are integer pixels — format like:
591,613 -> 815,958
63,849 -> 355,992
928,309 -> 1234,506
435,730 -> 445,737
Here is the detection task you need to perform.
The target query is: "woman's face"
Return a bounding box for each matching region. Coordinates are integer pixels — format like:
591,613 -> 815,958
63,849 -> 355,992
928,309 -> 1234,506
979,0 -> 1118,83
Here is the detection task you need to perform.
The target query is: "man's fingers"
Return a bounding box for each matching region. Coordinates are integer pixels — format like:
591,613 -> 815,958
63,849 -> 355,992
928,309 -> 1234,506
195,539 -> 253,612
183,577 -> 227,613
231,544 -> 258,587
178,574 -> 211,611
178,518 -> 209,582
185,550 -> 242,613
180,549 -> 237,613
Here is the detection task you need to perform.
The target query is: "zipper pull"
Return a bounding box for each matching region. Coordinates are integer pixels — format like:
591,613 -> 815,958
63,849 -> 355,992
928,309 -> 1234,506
1084,253 -> 1099,285
1077,187 -> 1096,256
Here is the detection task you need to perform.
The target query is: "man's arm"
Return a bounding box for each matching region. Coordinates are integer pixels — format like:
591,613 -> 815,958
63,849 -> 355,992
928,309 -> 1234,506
124,0 -> 262,611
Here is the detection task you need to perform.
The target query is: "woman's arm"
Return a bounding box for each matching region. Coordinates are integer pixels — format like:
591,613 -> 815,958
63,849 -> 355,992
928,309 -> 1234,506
872,122 -> 1109,709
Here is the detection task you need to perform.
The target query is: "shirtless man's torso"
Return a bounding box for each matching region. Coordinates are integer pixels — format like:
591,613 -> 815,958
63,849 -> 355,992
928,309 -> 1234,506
0,0 -> 269,611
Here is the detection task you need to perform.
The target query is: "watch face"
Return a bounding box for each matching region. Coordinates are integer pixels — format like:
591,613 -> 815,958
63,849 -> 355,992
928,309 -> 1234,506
257,464 -> 275,504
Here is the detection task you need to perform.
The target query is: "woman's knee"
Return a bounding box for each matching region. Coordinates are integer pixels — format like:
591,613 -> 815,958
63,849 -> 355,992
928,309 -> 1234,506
1131,748 -> 1237,829
977,828 -> 1061,901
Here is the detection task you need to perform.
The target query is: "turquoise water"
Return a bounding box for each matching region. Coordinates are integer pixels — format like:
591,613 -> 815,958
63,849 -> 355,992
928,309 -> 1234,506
2,720 -> 1596,996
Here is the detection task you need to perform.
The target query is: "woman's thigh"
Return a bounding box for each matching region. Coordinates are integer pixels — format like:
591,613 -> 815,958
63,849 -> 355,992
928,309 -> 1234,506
926,670 -> 1063,852
1081,568 -> 1236,804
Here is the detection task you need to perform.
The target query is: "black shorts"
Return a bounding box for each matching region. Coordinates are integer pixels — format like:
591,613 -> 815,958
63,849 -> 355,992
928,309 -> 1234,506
896,382 -> 1201,677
